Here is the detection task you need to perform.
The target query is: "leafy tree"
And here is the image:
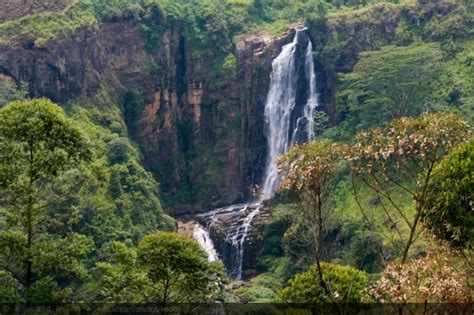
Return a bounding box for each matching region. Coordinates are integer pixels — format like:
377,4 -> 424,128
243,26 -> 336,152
107,137 -> 138,164
313,110 -> 330,136
93,0 -> 144,22
137,232 -> 226,304
277,140 -> 348,301
0,80 -> 28,107
369,252 -> 472,303
422,139 -> 474,250
337,44 -> 443,133
349,112 -> 471,263
278,263 -> 368,303
42,108 -> 175,247
0,99 -> 93,303
94,242 -> 151,303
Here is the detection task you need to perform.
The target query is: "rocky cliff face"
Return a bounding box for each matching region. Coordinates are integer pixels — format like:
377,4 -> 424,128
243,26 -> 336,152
0,18 -> 303,214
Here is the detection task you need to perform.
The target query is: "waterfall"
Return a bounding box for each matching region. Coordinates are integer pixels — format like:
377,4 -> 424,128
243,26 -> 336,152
262,28 -> 319,199
193,223 -> 219,262
225,202 -> 264,279
193,28 -> 318,279
261,30 -> 300,199
292,38 -> 319,144
304,39 -> 319,141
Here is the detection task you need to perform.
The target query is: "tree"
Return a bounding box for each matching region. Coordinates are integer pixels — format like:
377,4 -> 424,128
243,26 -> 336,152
277,140 -> 348,301
278,263 -> 368,303
0,80 -> 28,107
107,137 -> 138,164
0,99 -> 93,303
136,232 -> 226,304
369,252 -> 471,303
349,112 -> 471,263
313,110 -> 329,136
94,242 -> 151,303
422,139 -> 474,250
337,44 -> 443,133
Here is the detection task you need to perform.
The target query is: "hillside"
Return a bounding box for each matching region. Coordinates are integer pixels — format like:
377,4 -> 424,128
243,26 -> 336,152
0,0 -> 472,306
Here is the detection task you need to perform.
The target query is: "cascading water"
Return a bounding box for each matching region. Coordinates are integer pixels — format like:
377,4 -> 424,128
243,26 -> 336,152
193,27 -> 319,279
291,38 -> 319,144
261,30 -> 299,199
193,223 -> 219,262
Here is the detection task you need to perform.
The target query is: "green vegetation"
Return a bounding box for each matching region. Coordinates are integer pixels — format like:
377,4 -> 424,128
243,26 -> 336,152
248,112 -> 471,303
0,0 -> 96,46
95,232 -> 226,303
337,44 -> 443,134
422,139 -> 474,249
137,232 -> 226,303
0,80 -> 28,107
277,140 -> 348,301
0,100 -> 222,304
0,0 -> 472,305
278,263 -> 368,303
0,99 -> 93,303
350,112 -> 471,263
53,104 -> 176,246
0,0 -> 416,47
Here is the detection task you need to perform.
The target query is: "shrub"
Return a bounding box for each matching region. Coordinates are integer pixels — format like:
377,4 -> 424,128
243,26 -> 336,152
368,252 -> 472,303
278,263 -> 368,303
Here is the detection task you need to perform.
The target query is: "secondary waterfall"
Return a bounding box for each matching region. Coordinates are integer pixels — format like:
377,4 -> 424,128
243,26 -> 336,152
193,27 -> 318,279
193,223 -> 219,262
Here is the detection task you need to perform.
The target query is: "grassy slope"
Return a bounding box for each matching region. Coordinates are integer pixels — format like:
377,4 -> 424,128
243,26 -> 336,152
0,0 -> 96,46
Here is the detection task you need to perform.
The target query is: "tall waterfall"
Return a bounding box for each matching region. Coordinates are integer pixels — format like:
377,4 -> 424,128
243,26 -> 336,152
262,28 -> 319,199
193,28 -> 318,279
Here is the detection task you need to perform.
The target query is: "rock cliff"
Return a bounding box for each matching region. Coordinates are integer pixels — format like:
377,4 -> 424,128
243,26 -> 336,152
0,18 -> 304,213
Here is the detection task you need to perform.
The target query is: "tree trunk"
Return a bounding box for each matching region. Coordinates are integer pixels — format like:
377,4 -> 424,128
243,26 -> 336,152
401,210 -> 421,264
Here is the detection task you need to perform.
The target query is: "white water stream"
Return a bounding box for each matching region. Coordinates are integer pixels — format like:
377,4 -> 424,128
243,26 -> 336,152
193,28 -> 318,279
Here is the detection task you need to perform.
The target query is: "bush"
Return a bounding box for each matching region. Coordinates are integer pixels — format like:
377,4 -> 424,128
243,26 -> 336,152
107,137 -> 137,164
278,263 -> 368,303
369,252 -> 472,303
422,139 -> 474,249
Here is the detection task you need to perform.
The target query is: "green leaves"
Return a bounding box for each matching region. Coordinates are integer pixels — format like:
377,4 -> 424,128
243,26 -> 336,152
0,99 -> 92,190
0,80 -> 28,108
422,139 -> 474,249
137,232 -> 213,303
337,44 -> 443,134
0,99 -> 93,303
93,235 -> 227,304
278,262 -> 368,303
94,242 -> 151,303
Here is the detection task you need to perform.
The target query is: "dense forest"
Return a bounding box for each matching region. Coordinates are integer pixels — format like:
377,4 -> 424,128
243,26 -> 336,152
0,0 -> 472,309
